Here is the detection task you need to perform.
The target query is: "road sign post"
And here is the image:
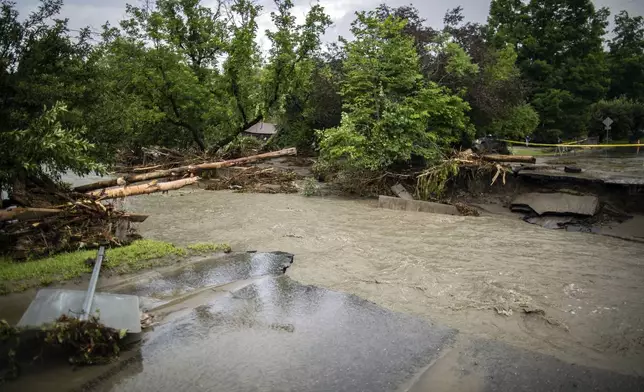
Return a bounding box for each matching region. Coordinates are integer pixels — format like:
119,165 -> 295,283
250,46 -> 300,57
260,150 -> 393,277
603,117 -> 613,143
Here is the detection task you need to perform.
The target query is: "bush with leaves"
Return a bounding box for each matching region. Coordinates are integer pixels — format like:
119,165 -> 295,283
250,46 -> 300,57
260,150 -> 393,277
0,103 -> 104,192
318,12 -> 472,172
483,103 -> 539,140
588,98 -> 644,141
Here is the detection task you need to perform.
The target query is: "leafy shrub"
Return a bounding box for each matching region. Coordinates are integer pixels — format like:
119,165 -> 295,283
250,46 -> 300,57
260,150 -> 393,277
483,104 -> 539,140
301,177 -> 320,196
588,98 -> 644,141
0,103 -> 104,191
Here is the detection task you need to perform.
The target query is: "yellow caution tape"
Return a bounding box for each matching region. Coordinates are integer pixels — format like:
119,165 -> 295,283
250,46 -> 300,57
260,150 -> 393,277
501,139 -> 643,148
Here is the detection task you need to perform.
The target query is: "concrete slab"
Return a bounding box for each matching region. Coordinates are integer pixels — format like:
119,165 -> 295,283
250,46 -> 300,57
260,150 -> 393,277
511,192 -> 599,216
378,195 -> 459,215
391,184 -> 414,200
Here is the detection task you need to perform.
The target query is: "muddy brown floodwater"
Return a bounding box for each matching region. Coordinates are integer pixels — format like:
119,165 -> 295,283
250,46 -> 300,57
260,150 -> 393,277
122,188 -> 644,376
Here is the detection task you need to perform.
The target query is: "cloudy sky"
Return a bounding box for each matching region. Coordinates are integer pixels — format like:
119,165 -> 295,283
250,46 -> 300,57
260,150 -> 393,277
16,0 -> 644,46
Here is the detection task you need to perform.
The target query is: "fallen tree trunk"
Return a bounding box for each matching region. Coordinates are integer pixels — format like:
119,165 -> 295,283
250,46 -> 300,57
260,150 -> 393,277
74,148 -> 297,192
74,178 -> 125,193
481,154 -> 536,164
132,164 -> 163,173
0,208 -> 61,222
88,177 -> 199,199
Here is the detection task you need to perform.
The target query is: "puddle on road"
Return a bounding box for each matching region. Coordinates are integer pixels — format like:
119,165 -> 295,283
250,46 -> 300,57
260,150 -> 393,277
3,252 -> 454,392
110,251 -> 293,301
94,276 -> 455,392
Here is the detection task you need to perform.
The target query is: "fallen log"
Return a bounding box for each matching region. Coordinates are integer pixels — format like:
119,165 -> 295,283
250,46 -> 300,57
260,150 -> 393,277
132,164 -> 163,173
74,178 -> 124,193
127,147 -> 297,182
0,208 -> 61,222
74,147 -> 297,192
88,177 -> 199,199
482,154 -> 536,164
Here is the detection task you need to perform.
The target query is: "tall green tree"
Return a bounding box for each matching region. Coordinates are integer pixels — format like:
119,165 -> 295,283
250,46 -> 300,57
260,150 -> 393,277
318,12 -> 471,170
489,0 -> 610,139
608,11 -> 644,101
101,0 -> 330,152
0,0 -> 103,191
374,5 -> 537,140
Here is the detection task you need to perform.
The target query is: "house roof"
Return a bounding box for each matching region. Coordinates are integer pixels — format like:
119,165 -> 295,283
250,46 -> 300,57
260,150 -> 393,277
243,122 -> 277,135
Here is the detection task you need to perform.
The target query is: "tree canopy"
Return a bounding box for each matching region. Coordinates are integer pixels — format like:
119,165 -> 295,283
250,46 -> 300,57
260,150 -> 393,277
1,0 -> 643,189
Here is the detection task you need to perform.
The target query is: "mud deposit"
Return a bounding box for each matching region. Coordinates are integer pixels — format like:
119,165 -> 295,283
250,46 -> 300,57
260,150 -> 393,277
124,190 -> 644,375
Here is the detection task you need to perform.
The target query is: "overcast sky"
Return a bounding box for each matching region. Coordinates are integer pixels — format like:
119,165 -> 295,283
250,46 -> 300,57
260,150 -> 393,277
16,0 -> 644,47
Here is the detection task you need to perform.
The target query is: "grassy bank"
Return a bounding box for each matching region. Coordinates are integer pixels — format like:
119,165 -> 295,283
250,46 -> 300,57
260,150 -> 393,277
0,240 -> 231,294
509,146 -> 556,156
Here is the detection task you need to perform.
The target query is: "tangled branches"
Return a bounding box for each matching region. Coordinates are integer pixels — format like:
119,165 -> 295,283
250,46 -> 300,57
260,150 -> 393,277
43,315 -> 127,365
1,316 -> 129,383
1,200 -> 139,259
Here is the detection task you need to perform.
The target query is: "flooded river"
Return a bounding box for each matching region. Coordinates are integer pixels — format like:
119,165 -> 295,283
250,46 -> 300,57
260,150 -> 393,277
116,188 -> 644,376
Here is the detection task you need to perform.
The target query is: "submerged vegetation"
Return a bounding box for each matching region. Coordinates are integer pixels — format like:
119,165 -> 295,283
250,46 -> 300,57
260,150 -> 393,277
1,315 -> 130,382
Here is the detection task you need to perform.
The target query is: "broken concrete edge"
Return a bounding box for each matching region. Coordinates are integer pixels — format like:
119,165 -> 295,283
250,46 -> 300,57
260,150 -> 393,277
391,183 -> 414,200
510,192 -> 599,217
378,195 -> 460,216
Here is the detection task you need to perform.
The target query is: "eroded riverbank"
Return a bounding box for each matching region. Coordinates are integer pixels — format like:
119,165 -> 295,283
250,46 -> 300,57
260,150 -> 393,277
124,189 -> 644,376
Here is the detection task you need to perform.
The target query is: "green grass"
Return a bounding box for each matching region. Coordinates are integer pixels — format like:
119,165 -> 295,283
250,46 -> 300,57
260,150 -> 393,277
186,242 -> 232,253
509,146 -> 556,156
0,239 -> 231,294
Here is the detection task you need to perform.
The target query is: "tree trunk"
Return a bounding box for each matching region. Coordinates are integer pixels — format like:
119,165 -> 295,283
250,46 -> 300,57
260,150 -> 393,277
75,179 -> 123,193
75,147 -> 297,192
481,154 -> 536,164
88,177 -> 199,199
0,208 -> 61,222
190,125 -> 207,152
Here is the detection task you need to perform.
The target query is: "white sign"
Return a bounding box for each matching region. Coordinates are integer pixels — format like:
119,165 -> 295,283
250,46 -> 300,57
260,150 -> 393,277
603,117 -> 614,129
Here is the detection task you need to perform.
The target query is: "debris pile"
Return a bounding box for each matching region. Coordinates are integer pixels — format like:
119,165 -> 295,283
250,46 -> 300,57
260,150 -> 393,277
0,315 -> 129,382
2,148 -> 299,259
204,167 -> 299,194
42,314 -> 128,365
0,199 -> 144,259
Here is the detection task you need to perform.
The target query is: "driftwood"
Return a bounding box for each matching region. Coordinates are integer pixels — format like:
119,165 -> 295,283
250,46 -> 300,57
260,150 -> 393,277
482,154 -> 536,164
88,177 -> 199,199
0,208 -> 61,222
132,164 -> 163,173
74,147 -> 297,192
0,207 -> 149,223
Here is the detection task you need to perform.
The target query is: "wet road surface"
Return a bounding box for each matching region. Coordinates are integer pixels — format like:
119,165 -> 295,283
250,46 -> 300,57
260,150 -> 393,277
100,274 -> 455,392
5,252 -> 643,391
